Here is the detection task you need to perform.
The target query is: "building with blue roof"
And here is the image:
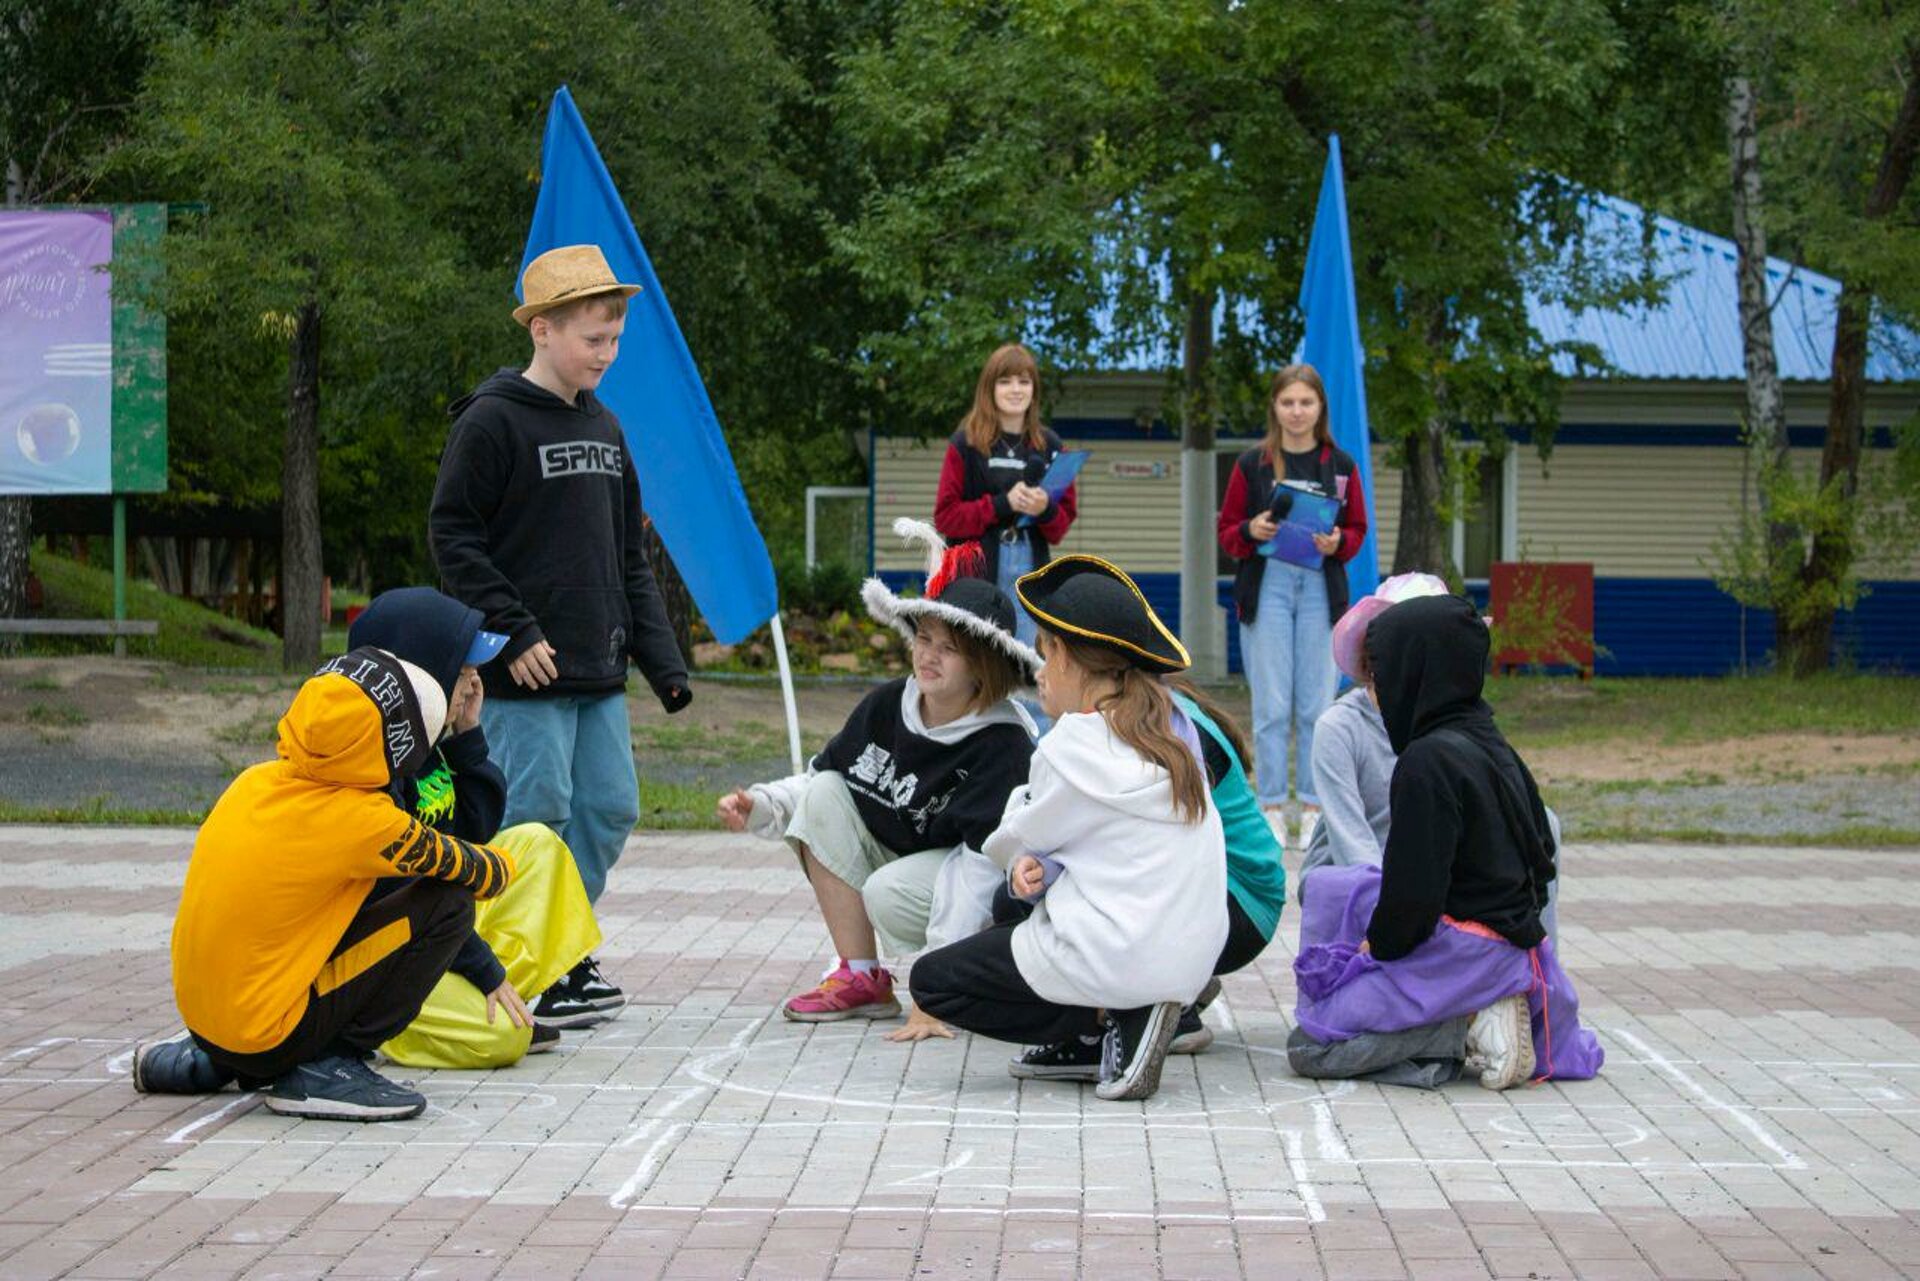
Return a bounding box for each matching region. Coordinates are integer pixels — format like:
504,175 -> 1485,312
867,193 -> 1920,675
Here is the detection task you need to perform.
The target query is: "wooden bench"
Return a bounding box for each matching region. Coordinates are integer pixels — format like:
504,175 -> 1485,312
0,619 -> 159,636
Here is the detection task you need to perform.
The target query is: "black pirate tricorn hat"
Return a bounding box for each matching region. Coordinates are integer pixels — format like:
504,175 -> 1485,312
1013,554 -> 1191,674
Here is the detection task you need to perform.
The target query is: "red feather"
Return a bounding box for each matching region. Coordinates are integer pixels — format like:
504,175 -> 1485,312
926,540 -> 984,600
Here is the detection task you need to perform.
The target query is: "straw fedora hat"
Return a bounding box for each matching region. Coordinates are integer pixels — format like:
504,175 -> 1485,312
513,244 -> 642,326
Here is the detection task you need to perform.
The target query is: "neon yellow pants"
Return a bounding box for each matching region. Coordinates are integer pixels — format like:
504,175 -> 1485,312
381,823 -> 601,1069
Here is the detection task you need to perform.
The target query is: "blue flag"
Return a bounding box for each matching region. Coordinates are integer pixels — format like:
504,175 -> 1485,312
520,86 -> 777,644
1299,135 -> 1380,602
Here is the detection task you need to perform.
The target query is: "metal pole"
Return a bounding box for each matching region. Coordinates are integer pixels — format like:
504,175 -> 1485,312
112,496 -> 127,658
769,611 -> 804,775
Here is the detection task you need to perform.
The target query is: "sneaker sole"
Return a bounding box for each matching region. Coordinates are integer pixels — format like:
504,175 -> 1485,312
1095,1002 -> 1180,1101
130,1042 -> 157,1094
1007,1061 -> 1103,1082
782,998 -> 903,1023
534,1009 -> 614,1030
263,1094 -> 424,1122
577,993 -> 628,1011
1478,997 -> 1537,1091
1168,1026 -> 1214,1055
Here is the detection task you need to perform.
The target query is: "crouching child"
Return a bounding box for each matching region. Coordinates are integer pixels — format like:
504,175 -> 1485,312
134,647 -> 515,1120
1287,595 -> 1602,1090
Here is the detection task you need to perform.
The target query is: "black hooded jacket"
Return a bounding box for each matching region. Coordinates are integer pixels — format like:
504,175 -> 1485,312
348,587 -> 511,994
1363,595 -> 1557,962
429,369 -> 691,709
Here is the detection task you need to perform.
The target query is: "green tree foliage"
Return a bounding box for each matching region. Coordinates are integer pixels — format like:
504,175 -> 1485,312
1704,0 -> 1920,674
828,0 -> 1674,581
102,0 -> 802,660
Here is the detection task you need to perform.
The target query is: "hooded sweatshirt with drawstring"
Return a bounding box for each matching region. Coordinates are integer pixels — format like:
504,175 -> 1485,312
427,369 -> 689,709
1363,595 -> 1557,962
171,649 -> 516,1057
982,710 -> 1227,1011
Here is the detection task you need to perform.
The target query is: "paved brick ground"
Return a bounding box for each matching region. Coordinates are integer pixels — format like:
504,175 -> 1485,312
2,825 -> 1918,1279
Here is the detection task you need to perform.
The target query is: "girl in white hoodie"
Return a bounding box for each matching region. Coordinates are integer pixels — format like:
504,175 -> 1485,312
911,555 -> 1228,1101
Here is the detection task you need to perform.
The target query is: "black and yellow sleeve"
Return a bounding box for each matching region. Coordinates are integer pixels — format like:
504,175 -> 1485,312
377,819 -> 514,899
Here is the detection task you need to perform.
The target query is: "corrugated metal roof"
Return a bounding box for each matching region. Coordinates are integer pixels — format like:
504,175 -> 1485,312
1085,191 -> 1920,383
1529,192 -> 1920,382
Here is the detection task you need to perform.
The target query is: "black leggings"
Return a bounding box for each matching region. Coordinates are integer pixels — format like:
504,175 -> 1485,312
195,878 -> 474,1081
911,888 -> 1273,1046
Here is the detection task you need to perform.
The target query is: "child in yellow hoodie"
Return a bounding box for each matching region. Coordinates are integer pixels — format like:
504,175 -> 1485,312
133,646 -> 515,1121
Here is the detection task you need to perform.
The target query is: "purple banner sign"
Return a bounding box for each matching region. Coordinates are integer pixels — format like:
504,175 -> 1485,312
0,209 -> 113,494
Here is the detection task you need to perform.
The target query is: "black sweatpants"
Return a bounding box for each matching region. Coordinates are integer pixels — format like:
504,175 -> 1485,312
910,924 -> 1105,1046
195,878 -> 474,1082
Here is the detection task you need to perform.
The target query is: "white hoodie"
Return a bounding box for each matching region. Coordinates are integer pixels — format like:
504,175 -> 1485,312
985,710 -> 1228,1010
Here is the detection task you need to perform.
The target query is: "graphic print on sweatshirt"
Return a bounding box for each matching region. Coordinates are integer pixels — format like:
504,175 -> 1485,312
538,439 -> 624,479
845,743 -> 967,838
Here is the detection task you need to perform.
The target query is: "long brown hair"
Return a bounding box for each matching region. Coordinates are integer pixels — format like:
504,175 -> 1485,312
1264,363 -> 1332,456
1045,633 -> 1208,824
961,343 -> 1045,454
1163,675 -> 1253,776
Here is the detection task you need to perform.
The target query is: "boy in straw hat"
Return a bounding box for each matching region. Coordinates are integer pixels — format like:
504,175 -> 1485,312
430,244 -> 691,1028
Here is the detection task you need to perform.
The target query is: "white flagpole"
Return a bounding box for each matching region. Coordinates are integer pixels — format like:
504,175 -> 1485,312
769,611 -> 804,775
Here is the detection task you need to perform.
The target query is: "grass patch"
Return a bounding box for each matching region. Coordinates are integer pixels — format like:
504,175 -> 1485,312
18,676 -> 59,692
1488,673 -> 1920,747
19,549 -> 283,669
22,701 -> 88,727
632,719 -> 798,766
1560,821 -> 1920,848
0,799 -> 204,825
637,779 -> 717,830
213,712 -> 282,749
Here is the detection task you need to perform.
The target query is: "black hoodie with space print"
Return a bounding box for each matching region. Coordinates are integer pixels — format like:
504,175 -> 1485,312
1363,595 -> 1558,962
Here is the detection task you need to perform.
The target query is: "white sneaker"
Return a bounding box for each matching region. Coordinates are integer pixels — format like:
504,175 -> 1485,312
1465,995 -> 1535,1090
1261,807 -> 1288,847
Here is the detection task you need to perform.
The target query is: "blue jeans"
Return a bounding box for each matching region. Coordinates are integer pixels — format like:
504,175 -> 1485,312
482,693 -> 638,904
995,533 -> 1038,645
1239,560 -> 1335,808
996,535 -> 1051,735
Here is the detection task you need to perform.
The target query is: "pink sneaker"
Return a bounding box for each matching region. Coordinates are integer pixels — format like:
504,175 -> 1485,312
782,965 -> 902,1022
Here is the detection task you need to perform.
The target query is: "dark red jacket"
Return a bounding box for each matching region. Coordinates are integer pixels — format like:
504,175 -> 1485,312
1217,442 -> 1368,625
932,428 -> 1079,584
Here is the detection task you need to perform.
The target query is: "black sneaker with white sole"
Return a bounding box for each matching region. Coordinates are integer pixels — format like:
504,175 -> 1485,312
568,956 -> 627,1011
533,970 -> 616,1029
525,1022 -> 561,1054
1094,1002 -> 1182,1101
1008,1034 -> 1105,1081
263,1055 -> 425,1121
1168,1005 -> 1214,1055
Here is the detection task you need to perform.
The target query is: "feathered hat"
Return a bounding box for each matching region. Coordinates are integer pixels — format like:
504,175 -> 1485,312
862,519 -> 1042,683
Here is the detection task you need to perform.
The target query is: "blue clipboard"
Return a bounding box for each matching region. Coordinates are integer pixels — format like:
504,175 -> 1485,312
1016,449 -> 1089,527
1259,485 -> 1341,569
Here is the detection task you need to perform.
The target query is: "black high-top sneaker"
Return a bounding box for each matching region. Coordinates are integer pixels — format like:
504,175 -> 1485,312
1094,1002 -> 1181,1101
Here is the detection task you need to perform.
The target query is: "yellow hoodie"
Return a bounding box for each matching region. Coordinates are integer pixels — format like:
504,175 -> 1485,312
172,650 -> 514,1055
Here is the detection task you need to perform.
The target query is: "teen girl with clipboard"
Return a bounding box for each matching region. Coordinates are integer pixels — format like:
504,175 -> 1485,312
933,343 -> 1081,644
1217,364 -> 1370,830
